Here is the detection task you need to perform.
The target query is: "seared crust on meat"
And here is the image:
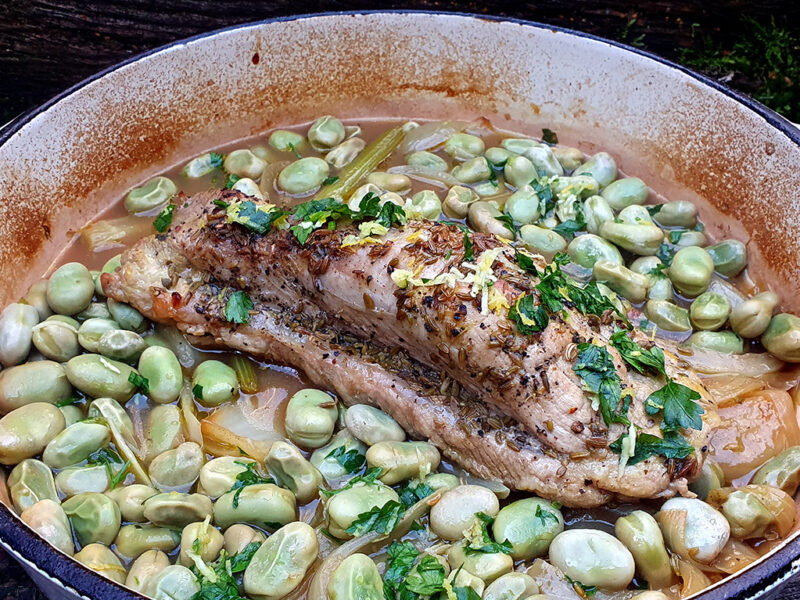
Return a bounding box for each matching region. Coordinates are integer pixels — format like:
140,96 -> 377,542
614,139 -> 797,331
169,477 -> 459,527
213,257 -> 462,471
102,190 -> 718,507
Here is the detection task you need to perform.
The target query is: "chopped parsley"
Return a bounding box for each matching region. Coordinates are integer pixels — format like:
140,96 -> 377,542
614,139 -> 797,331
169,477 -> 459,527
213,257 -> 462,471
645,380 -> 704,433
656,242 -> 675,266
225,199 -> 286,235
509,293 -> 548,334
345,500 -> 404,536
464,512 -> 513,556
192,384 -> 203,400
668,230 -> 686,244
228,461 -> 274,508
153,204 -> 176,232
398,480 -> 434,508
609,328 -> 666,377
383,541 -> 419,600
224,290 -> 253,324
404,555 -> 446,595
573,343 -> 629,426
494,213 -> 516,239
646,204 -> 663,217
552,217 -> 585,240
228,542 -> 261,573
224,173 -> 242,190
56,395 -> 83,408
326,446 -> 366,474
532,178 -> 556,216
128,371 -> 150,394
87,447 -> 129,489
319,467 -> 383,498
191,545 -> 257,600
535,504 -> 559,526
322,175 -> 339,186
609,430 -> 695,465
290,197 -> 352,244
287,142 -> 302,159
542,128 -> 559,145
454,587 -> 483,600
511,252 -> 623,335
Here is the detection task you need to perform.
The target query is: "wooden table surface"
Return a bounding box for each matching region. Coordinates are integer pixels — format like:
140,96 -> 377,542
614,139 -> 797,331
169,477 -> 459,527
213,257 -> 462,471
1,1 -> 800,598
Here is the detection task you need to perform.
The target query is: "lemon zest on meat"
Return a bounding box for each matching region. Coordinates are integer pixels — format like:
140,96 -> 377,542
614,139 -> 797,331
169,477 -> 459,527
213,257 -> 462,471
341,235 -> 380,248
488,287 -> 510,316
462,247 -> 504,315
358,221 -> 389,238
391,267 -> 466,290
405,228 -> 430,243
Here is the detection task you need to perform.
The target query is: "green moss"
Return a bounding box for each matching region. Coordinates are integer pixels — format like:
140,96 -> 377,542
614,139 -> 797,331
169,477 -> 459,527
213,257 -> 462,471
678,17 -> 800,121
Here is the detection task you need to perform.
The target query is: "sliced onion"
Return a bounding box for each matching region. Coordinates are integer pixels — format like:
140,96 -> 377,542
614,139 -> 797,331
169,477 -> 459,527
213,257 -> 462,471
259,160 -> 290,200
180,383 -> 204,448
708,539 -> 759,575
672,555 -> 712,596
682,349 -> 783,376
81,215 -> 153,253
387,165 -> 461,189
397,121 -> 471,154
154,324 -> 203,368
308,491 -> 441,600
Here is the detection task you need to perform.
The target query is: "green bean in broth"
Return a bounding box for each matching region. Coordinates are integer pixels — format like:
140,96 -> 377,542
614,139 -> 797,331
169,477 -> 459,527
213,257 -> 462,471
5,116 -> 800,600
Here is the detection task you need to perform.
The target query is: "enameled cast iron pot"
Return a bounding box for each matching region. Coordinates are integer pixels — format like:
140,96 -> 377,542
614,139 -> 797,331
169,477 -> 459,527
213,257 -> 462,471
1,10 -> 800,600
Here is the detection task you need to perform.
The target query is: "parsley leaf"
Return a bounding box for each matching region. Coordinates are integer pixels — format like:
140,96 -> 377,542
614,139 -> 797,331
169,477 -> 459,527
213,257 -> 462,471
224,173 -> 242,190
56,395 -> 83,408
494,213 -> 516,240
542,128 -> 559,145
646,204 -> 663,217
656,242 -> 675,266
464,513 -> 513,556
515,250 -> 541,277
609,328 -> 666,376
345,500 -> 404,536
454,587 -> 483,600
532,178 -> 555,216
224,290 -> 253,324
153,204 -> 176,233
552,217 -> 585,240
573,343 -> 629,426
191,547 -> 253,600
404,555 -> 446,595
509,293 -> 549,334
229,461 -> 274,508
226,200 -> 286,235
319,467 -> 383,498
463,231 -> 475,261
192,384 -> 203,400
669,230 -> 686,244
87,447 -> 129,489
322,175 -> 339,186
609,431 -> 695,465
229,542 -> 261,573
397,481 -> 434,508
535,504 -> 559,526
375,200 -> 408,230
213,198 -> 229,209
383,541 -> 419,600
128,371 -> 150,394
290,197 -> 353,244
645,380 -> 704,432
287,142 -> 302,159
326,446 -> 366,474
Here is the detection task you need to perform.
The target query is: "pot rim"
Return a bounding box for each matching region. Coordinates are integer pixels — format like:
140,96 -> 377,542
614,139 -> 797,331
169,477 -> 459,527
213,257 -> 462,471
1,10 -> 800,600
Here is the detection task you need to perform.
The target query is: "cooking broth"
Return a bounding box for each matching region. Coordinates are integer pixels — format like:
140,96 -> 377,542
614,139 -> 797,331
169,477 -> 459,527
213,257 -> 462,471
5,116 -> 800,600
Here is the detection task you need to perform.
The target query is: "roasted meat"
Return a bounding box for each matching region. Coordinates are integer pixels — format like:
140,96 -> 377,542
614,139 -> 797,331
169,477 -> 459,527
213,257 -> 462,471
102,190 -> 717,507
